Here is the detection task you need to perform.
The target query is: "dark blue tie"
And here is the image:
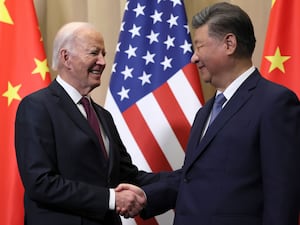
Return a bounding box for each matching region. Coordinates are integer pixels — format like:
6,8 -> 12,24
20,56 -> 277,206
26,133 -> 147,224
80,97 -> 108,159
209,93 -> 226,126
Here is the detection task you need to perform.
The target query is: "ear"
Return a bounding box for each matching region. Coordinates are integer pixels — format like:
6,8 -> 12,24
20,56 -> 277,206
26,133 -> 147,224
224,33 -> 237,55
59,49 -> 71,68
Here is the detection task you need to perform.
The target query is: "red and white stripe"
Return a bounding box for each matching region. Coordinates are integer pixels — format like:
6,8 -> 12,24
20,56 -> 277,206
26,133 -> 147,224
105,63 -> 203,225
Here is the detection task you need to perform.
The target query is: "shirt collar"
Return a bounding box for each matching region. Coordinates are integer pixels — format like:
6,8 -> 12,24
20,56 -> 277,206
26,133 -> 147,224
221,66 -> 255,101
56,75 -> 83,104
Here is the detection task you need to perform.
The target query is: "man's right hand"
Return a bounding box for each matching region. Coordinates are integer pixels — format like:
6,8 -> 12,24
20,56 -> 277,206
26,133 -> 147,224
115,183 -> 147,218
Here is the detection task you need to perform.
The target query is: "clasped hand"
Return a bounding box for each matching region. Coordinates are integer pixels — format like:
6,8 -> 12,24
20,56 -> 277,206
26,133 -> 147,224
115,183 -> 146,218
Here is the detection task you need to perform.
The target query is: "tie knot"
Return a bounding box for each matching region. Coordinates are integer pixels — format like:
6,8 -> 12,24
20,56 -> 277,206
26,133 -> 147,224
208,93 -> 226,126
80,96 -> 90,107
80,97 -> 92,117
215,93 -> 226,106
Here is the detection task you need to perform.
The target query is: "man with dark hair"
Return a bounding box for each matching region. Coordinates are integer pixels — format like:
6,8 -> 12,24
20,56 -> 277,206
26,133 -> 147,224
119,2 -> 300,225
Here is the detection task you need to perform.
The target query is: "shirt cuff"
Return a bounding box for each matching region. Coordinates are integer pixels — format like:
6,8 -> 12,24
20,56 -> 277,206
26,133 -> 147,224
109,188 -> 116,210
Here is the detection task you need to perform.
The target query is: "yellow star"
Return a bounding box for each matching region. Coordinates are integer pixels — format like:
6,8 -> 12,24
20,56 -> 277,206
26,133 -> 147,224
32,58 -> 49,80
2,81 -> 22,106
272,0 -> 276,8
0,0 -> 13,24
265,47 -> 291,73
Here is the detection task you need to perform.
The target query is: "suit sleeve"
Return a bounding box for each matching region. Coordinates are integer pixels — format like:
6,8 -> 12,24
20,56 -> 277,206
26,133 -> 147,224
260,88 -> 300,224
139,169 -> 181,219
15,95 -> 110,221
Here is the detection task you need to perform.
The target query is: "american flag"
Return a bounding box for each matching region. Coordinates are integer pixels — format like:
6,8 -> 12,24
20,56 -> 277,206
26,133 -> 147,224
105,0 -> 204,224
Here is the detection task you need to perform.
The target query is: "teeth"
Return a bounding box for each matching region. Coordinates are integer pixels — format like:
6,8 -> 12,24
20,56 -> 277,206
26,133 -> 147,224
91,71 -> 100,74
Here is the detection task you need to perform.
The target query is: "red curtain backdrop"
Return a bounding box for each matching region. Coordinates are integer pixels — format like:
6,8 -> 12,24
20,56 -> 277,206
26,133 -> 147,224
0,0 -> 51,224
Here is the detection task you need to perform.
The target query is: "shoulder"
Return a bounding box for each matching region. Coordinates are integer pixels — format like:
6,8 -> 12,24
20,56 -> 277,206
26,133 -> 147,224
19,87 -> 49,108
253,70 -> 298,102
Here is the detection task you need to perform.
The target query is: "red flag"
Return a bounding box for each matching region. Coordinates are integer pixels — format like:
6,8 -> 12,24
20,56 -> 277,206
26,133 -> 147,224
260,1 -> 300,223
260,0 -> 300,98
0,0 -> 51,224
105,0 -> 204,224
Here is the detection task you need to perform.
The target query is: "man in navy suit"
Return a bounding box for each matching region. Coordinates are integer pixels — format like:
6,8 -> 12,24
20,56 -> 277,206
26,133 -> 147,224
118,2 -> 300,225
15,22 -> 160,225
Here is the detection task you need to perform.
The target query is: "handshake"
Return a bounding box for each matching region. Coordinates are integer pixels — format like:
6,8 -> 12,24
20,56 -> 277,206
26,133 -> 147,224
115,183 -> 146,218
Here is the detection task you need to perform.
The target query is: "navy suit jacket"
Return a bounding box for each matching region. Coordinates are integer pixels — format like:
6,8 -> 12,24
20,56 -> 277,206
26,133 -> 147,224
15,80 -> 158,225
142,69 -> 300,225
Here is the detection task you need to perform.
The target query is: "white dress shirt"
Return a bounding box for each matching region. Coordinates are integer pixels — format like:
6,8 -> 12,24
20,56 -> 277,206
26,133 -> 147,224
56,75 -> 115,210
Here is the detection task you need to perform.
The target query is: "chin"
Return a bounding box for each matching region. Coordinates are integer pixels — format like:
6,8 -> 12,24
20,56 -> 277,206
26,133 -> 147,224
93,82 -> 101,88
89,81 -> 100,90
90,77 -> 101,84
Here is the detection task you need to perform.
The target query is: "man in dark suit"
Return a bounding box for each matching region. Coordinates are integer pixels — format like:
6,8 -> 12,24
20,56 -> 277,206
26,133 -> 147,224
15,22 -> 159,225
118,2 -> 300,225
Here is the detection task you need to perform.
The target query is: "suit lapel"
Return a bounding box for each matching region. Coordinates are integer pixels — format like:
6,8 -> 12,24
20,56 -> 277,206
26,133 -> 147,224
184,71 -> 260,171
92,101 -> 114,170
186,98 -> 214,154
49,80 -> 102,149
183,98 -> 213,167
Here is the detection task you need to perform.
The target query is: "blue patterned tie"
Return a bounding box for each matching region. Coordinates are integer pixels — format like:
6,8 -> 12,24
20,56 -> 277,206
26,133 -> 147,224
208,93 -> 226,126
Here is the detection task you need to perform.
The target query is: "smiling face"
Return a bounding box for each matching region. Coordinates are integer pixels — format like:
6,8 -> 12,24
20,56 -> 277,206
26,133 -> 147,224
191,24 -> 229,86
59,27 -> 106,95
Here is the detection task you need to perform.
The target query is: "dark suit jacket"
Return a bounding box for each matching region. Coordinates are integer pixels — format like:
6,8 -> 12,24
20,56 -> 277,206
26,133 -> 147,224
15,80 -> 158,225
142,69 -> 300,225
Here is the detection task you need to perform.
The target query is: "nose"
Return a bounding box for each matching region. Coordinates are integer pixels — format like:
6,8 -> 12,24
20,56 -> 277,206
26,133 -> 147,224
97,53 -> 106,65
191,52 -> 199,64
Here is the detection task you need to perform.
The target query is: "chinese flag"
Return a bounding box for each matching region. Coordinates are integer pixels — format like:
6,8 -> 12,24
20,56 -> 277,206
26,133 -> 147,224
260,1 -> 300,223
261,0 -> 300,98
0,0 -> 51,224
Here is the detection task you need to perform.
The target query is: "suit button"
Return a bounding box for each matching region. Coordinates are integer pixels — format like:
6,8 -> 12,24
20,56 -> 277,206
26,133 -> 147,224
107,178 -> 111,184
183,177 -> 189,183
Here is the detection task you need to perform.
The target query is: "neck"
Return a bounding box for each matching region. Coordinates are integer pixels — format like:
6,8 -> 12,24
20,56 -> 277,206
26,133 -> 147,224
215,58 -> 253,91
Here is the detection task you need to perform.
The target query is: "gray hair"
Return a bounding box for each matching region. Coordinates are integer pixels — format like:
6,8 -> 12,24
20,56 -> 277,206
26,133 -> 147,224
192,2 -> 256,58
51,22 -> 95,71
